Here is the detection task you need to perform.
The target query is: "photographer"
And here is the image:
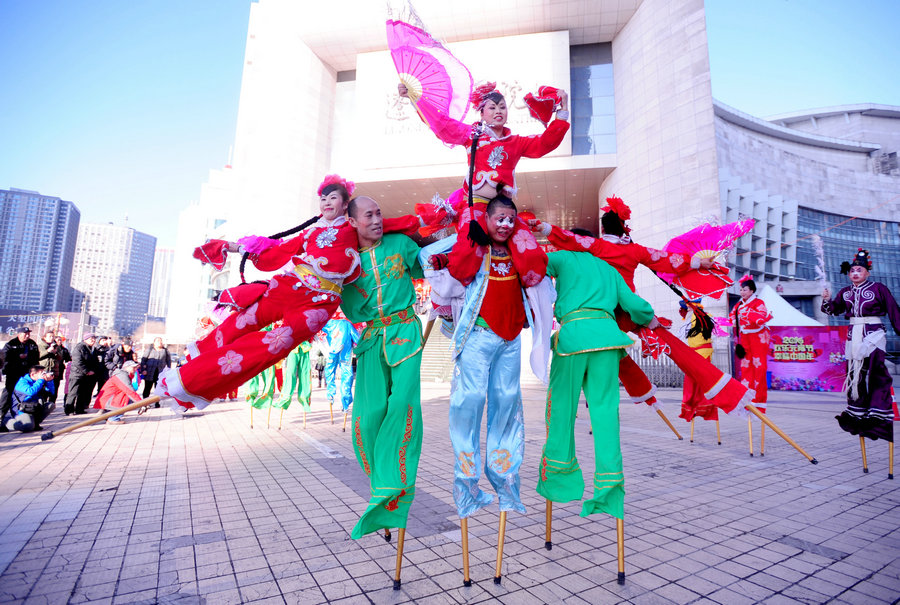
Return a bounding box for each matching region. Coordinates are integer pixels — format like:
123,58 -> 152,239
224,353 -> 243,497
0,327 -> 40,419
1,366 -> 55,432
37,330 -> 64,405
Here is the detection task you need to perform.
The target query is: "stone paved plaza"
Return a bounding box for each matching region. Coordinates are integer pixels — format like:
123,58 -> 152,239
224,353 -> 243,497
1,383 -> 898,604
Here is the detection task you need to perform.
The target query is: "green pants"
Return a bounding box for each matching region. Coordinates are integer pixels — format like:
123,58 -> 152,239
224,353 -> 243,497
350,339 -> 423,539
245,365 -> 276,409
275,347 -> 311,410
536,349 -> 625,519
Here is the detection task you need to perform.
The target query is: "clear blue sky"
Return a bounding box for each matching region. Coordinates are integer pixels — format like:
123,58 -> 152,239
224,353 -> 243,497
0,0 -> 896,248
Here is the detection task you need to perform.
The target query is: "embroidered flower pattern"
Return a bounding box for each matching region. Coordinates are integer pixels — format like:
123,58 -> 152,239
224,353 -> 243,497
574,234 -> 594,249
262,326 -> 294,355
512,229 -> 537,253
492,261 -> 511,275
304,308 -> 330,332
218,350 -> 243,375
235,303 -> 258,329
487,146 -> 507,169
522,270 -> 542,287
649,248 -> 668,261
315,226 -> 338,248
669,254 -> 684,269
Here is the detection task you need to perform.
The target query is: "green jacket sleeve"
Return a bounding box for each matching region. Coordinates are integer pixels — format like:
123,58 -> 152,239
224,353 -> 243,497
616,273 -> 654,326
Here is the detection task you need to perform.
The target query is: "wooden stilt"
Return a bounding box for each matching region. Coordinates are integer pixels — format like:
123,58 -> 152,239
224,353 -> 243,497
422,318 -> 436,345
494,511 -> 507,584
860,436 -> 869,474
656,408 -> 683,440
745,404 -> 818,464
760,422 -> 766,456
384,528 -> 392,542
616,518 -> 625,585
690,418 -> 695,443
40,396 -> 161,441
545,500 -> 552,550
889,442 -> 894,480
716,419 -> 722,445
342,411 -> 348,432
460,518 -> 471,587
393,528 -> 406,590
748,417 -> 754,457
278,408 -> 284,430
267,405 -> 271,429
329,402 -> 334,424
250,406 -> 254,429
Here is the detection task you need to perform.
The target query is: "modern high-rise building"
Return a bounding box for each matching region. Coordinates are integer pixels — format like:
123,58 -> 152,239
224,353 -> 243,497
0,188 -> 80,312
169,0 -> 900,365
148,247 -> 175,320
70,223 -> 156,336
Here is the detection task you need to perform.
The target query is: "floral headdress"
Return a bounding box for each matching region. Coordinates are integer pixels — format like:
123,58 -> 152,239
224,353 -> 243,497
738,274 -> 752,285
317,174 -> 356,197
840,248 -> 872,274
601,196 -> 632,234
470,82 -> 503,111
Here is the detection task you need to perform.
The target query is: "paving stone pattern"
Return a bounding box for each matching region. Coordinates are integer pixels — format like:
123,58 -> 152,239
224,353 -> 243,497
0,384 -> 898,604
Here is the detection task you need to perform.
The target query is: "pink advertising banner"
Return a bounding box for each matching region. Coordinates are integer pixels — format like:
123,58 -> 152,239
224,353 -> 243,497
767,325 -> 849,392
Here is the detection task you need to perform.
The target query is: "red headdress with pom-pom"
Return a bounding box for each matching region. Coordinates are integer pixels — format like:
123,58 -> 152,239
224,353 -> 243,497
602,196 -> 631,221
317,174 -> 356,197
470,82 -> 502,111
738,274 -> 752,284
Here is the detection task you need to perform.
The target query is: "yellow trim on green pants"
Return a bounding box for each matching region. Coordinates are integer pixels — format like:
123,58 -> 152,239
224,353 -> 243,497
537,348 -> 625,519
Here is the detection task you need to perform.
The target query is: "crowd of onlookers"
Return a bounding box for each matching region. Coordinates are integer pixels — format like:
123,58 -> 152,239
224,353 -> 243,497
0,328 -> 174,433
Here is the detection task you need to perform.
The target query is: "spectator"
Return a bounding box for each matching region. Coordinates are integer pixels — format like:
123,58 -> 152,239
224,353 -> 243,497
92,336 -> 112,394
106,338 -> 137,372
94,360 -> 143,425
55,336 -> 71,396
140,337 -> 171,403
65,333 -> 99,415
0,327 -> 40,419
315,352 -> 325,388
1,365 -> 55,432
37,330 -> 65,407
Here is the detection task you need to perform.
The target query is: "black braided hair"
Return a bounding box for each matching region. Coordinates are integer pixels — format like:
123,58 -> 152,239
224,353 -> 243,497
239,214 -> 321,282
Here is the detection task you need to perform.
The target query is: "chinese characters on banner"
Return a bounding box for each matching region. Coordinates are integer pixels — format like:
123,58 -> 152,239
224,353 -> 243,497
767,326 -> 849,392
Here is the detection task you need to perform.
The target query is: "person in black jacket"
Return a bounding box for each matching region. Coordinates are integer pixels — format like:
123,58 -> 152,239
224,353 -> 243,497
106,338 -> 137,373
140,337 -> 171,402
1,327 -> 40,419
64,333 -> 99,415
92,336 -> 111,395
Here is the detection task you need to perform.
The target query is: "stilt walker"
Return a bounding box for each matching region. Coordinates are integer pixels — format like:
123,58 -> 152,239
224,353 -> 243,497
422,197 -> 554,586
273,341 -> 312,430
731,275 -> 773,455
678,300 -> 723,444
531,203 -> 752,424
535,247 -> 655,582
322,316 -> 359,426
341,197 -> 425,590
822,249 -> 900,476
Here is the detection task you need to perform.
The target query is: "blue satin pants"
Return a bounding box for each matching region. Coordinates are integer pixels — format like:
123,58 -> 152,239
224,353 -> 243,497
449,326 -> 526,518
325,351 -> 354,411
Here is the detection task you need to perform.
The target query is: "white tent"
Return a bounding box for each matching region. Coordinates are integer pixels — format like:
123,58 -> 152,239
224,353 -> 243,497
756,284 -> 824,327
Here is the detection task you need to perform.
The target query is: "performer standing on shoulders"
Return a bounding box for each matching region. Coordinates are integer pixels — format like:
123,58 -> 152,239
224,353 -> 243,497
399,81 -> 568,287
341,196 -> 424,588
731,276 -> 772,411
822,249 -> 900,443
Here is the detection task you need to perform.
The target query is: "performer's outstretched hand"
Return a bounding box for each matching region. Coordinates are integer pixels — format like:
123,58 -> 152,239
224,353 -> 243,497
429,253 -> 449,271
822,287 -> 831,300
698,257 -> 714,269
398,83 -> 409,98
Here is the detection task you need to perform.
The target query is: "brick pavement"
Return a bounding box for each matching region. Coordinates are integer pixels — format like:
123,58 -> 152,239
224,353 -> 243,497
0,384 -> 898,604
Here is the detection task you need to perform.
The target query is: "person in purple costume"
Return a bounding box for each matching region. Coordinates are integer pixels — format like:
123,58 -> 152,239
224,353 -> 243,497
822,248 -> 900,442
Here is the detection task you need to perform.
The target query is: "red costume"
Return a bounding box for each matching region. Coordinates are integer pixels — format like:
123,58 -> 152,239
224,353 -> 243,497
161,214 -> 416,410
414,88 -> 569,287
542,216 -> 749,415
731,293 -> 772,409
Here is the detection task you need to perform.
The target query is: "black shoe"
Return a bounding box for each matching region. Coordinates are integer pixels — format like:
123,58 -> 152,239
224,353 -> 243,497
74,410 -> 87,415
154,402 -> 160,408
64,405 -> 73,416
0,425 -> 8,433
33,425 -> 42,431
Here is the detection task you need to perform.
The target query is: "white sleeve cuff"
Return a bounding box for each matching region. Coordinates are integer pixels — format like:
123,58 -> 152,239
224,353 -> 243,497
690,256 -> 701,269
539,222 -> 551,237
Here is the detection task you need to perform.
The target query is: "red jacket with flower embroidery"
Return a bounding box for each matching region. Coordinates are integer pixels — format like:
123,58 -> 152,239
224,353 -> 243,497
545,225 -> 695,292
731,294 -> 772,340
249,216 -> 418,291
424,112 -> 570,197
